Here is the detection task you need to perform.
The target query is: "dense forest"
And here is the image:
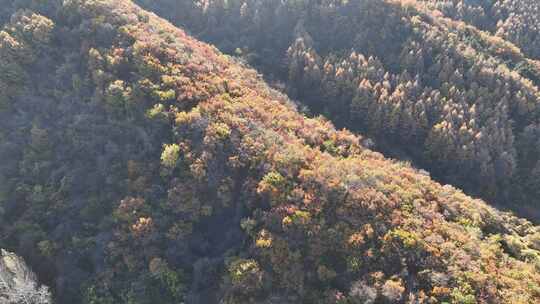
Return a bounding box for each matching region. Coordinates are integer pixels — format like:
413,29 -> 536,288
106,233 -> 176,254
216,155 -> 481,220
135,0 -> 540,219
1,0 -> 540,303
419,0 -> 540,60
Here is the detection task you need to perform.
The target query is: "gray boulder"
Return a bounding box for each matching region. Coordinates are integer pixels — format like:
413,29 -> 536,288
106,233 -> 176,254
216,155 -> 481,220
0,249 -> 52,304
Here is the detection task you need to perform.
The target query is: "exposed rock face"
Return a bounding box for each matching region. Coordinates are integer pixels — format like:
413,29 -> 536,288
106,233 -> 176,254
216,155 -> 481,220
0,249 -> 52,304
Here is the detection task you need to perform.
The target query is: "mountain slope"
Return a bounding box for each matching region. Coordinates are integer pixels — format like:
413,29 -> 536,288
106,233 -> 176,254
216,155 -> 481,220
1,0 -> 540,303
417,0 -> 540,60
136,0 -> 540,218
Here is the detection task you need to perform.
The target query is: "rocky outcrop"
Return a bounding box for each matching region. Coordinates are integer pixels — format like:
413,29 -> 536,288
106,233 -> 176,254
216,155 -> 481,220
0,249 -> 51,304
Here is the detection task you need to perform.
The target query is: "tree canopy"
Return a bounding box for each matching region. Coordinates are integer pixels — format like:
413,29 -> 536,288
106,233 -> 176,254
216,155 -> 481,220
1,0 -> 540,303
136,0 -> 540,218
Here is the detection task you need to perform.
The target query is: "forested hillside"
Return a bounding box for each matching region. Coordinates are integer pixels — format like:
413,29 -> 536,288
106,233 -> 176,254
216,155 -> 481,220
418,0 -> 540,60
136,0 -> 540,218
2,0 -> 540,303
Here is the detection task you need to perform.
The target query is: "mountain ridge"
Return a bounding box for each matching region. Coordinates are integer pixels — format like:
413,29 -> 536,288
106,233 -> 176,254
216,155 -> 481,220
135,0 -> 540,219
